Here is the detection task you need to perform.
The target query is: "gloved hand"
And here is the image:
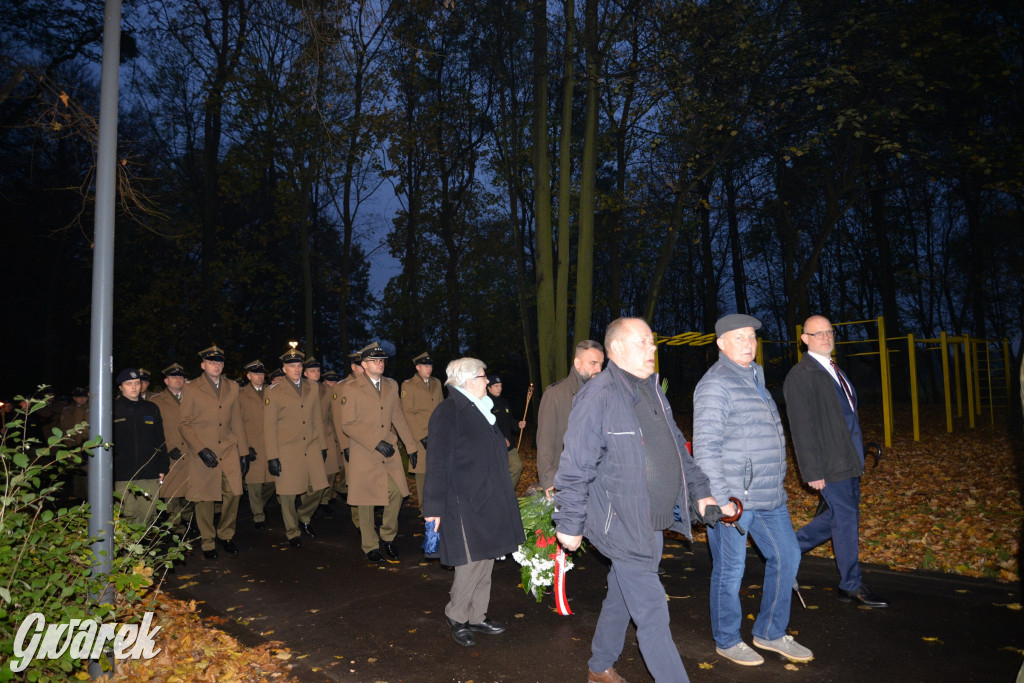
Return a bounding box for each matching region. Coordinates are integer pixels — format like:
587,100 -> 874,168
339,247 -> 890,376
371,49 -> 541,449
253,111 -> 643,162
321,449 -> 328,461
240,455 -> 251,478
198,448 -> 218,468
246,447 -> 257,462
267,458 -> 282,476
168,447 -> 182,461
408,451 -> 418,469
420,437 -> 428,450
343,448 -> 349,462
375,440 -> 395,458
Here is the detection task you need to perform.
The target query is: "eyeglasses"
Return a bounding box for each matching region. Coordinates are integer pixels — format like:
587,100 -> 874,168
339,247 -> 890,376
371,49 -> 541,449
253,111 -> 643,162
475,374 -> 488,380
806,330 -> 835,338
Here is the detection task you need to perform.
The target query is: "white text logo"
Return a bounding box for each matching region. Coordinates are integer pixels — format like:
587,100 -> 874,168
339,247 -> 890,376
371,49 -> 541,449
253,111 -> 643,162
11,612 -> 162,673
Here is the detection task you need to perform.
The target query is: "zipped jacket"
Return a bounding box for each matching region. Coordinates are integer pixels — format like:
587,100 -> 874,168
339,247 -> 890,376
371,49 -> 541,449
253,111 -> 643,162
553,361 -> 711,568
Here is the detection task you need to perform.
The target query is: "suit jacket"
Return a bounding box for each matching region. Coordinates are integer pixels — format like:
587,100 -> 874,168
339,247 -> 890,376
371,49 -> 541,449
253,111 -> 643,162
422,389 -> 525,566
238,383 -> 272,484
339,374 -> 416,506
179,375 -> 249,501
151,390 -> 189,499
783,355 -> 864,484
400,375 -> 443,474
263,379 -> 329,496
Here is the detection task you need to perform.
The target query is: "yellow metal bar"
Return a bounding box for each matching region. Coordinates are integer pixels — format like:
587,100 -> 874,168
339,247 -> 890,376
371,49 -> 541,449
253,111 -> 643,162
795,323 -> 804,363
985,341 -> 994,426
972,339 -> 982,418
964,336 -> 975,428
755,338 -> 764,367
953,341 -> 963,418
878,316 -> 893,448
1003,339 -> 1011,403
908,334 -> 920,441
940,331 -> 953,433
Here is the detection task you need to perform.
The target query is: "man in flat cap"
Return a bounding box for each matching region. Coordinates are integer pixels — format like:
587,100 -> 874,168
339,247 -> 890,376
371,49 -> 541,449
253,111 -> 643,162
304,356 -> 342,516
692,314 -> 812,667
238,360 -> 275,530
179,345 -> 253,559
401,351 -> 443,511
113,368 -> 168,527
339,342 -> 419,562
264,347 -> 330,547
151,363 -> 193,534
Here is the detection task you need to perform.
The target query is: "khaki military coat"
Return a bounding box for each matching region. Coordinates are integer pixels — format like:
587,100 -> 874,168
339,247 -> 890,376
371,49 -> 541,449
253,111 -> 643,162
151,390 -> 190,499
238,383 -> 272,484
318,383 -> 341,477
179,376 -> 249,502
400,375 -> 443,475
59,401 -> 90,448
263,379 -> 330,496
339,374 -> 416,506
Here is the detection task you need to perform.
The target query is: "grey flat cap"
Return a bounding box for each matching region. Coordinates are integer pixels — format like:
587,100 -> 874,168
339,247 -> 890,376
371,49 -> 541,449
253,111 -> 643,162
715,313 -> 762,337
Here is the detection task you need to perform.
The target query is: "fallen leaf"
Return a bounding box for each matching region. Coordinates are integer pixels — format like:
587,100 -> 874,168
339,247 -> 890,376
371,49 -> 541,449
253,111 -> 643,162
698,661 -> 714,669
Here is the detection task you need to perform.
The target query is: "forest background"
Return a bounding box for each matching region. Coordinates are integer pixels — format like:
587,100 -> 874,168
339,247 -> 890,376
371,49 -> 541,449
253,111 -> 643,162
2,0 -> 1023,405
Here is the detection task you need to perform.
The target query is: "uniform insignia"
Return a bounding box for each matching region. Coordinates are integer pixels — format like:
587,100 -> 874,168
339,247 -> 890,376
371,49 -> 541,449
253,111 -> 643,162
333,392 -> 338,400
401,390 -> 406,397
340,396 -> 347,404
264,397 -> 270,405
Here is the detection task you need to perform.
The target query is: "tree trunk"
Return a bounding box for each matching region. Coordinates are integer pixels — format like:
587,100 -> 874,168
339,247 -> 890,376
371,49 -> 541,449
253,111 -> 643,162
573,0 -> 598,346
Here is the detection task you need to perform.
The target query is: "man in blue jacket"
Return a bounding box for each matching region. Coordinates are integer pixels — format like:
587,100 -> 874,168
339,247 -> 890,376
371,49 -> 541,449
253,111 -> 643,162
784,315 -> 887,608
554,317 -> 717,683
692,314 -> 812,667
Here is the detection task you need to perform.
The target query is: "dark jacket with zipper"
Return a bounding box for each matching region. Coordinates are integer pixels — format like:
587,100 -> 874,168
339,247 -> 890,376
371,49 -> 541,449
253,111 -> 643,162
553,360 -> 711,569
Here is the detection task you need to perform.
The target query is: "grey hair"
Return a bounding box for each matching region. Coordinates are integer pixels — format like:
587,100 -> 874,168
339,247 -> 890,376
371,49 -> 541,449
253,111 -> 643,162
604,317 -> 644,350
444,357 -> 486,388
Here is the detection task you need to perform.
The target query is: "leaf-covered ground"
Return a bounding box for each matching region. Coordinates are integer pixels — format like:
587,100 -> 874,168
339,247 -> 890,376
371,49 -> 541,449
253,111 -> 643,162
516,404 -> 1021,583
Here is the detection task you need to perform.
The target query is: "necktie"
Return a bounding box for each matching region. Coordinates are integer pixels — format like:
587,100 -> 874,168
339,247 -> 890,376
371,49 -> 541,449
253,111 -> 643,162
374,381 -> 381,395
830,359 -> 855,409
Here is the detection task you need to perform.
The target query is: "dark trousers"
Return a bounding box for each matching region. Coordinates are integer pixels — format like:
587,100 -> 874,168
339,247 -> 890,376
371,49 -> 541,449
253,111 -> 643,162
589,533 -> 689,682
796,476 -> 862,591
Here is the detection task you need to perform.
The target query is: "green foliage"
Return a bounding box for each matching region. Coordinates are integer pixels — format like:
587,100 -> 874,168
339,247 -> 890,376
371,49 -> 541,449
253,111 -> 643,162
0,394 -> 188,681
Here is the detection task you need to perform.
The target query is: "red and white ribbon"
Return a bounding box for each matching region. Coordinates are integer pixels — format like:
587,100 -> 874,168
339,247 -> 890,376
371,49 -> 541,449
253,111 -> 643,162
554,545 -> 572,616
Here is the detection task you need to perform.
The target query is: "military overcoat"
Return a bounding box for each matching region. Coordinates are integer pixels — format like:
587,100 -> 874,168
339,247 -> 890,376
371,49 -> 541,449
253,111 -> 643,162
178,376 -> 249,502
400,375 -> 443,475
263,379 -> 330,496
150,390 -> 190,499
238,382 -> 271,485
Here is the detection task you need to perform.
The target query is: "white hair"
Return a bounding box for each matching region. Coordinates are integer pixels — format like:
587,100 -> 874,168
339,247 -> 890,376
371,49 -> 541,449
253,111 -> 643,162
445,357 -> 486,388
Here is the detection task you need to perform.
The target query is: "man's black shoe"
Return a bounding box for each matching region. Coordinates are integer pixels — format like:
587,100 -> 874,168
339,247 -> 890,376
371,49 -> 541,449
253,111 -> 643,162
300,522 -> 316,538
254,520 -> 266,530
445,616 -> 475,647
366,549 -> 384,563
316,504 -> 334,518
289,537 -> 302,548
219,539 -> 239,554
203,549 -> 219,560
468,618 -> 505,635
381,540 -> 399,560
838,585 -> 889,608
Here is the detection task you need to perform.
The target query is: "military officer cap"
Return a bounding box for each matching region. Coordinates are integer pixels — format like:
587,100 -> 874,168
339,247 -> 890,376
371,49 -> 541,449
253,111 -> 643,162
487,374 -> 502,387
115,368 -> 140,385
347,351 -> 362,364
303,356 -> 322,369
413,351 -> 433,365
198,345 -> 226,362
244,360 -> 266,374
269,368 -> 285,380
280,347 -> 306,364
322,369 -> 340,382
71,386 -> 89,397
359,342 -> 388,361
714,313 -> 762,337
162,363 -> 186,377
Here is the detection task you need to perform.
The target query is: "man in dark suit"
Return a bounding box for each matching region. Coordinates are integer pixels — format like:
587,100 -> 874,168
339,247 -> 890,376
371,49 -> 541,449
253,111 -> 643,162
783,315 -> 888,608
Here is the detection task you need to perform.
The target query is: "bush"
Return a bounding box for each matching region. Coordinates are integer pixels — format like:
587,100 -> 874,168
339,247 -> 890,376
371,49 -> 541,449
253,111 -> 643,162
0,392 -> 187,681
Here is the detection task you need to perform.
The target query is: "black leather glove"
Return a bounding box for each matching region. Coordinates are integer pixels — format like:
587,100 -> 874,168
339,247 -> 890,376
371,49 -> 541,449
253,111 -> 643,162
408,451 -> 418,469
321,449 -> 328,461
198,448 -> 218,468
168,447 -> 182,461
375,440 -> 395,458
420,437 -> 428,450
343,448 -> 349,462
246,447 -> 257,462
239,455 -> 250,478
267,458 -> 282,476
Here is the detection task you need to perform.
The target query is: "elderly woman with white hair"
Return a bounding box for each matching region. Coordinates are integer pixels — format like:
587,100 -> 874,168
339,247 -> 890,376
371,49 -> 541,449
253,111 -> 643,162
423,357 -> 525,647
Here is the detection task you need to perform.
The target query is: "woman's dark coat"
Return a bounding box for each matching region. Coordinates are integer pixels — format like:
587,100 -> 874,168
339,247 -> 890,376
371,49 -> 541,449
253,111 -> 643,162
422,389 -> 525,566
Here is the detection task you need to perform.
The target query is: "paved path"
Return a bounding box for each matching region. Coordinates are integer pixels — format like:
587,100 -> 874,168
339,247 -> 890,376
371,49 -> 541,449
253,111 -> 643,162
163,500 -> 1022,682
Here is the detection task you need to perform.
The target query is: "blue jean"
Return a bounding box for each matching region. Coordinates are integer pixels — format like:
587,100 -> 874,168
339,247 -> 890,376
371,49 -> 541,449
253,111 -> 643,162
796,477 -> 862,591
706,503 -> 800,649
589,533 -> 690,682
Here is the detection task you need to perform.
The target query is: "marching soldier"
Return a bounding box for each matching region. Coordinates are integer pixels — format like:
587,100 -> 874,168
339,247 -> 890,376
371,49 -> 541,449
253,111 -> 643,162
339,342 -> 419,562
112,368 -> 168,527
179,345 -> 253,560
151,363 -> 193,535
60,386 -> 91,499
269,368 -> 284,385
264,347 -> 330,548
331,352 -> 363,530
239,360 -> 276,530
400,351 -> 443,511
304,356 -> 341,516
